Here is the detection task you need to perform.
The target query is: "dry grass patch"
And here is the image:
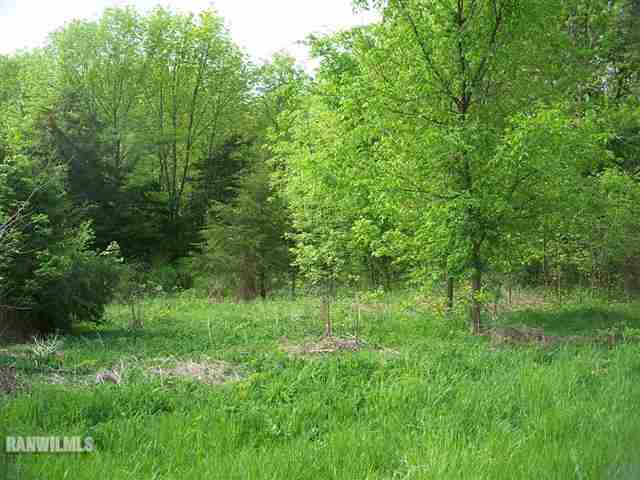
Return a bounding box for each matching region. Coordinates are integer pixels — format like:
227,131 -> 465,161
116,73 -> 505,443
147,357 -> 245,385
281,336 -> 367,357
12,356 -> 246,388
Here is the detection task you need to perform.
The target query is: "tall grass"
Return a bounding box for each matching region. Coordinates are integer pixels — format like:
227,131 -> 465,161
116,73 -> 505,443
1,292 -> 640,479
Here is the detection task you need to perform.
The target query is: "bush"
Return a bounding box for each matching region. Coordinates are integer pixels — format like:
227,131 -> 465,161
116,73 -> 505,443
0,151 -> 123,334
116,260 -> 194,301
27,225 -> 122,331
150,264 -> 181,293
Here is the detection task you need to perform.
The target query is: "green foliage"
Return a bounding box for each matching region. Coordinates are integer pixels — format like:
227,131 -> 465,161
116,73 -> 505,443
26,223 -> 122,330
274,0 -> 640,329
46,6 -> 252,260
2,1 -> 640,337
273,91 -> 402,289
0,78 -> 121,333
198,165 -> 292,300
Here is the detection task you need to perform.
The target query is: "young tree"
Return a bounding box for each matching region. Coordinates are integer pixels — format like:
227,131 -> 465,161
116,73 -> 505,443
273,35 -> 407,295
195,54 -> 307,300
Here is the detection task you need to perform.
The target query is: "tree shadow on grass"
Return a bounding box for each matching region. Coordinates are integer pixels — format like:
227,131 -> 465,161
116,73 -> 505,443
72,325 -> 167,342
497,305 -> 640,336
67,321 -> 213,360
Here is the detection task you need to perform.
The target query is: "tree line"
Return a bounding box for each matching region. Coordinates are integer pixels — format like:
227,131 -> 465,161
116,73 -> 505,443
1,1 -> 639,335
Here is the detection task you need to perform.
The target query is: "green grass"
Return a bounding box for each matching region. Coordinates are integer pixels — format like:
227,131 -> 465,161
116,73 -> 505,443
2,292 -> 640,479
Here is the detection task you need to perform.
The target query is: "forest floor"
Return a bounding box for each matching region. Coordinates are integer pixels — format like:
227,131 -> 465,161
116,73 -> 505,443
1,291 -> 640,479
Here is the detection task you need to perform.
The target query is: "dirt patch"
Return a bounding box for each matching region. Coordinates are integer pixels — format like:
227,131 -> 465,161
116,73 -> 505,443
485,325 -> 628,347
488,326 -> 547,344
148,358 -> 244,385
281,336 -> 367,357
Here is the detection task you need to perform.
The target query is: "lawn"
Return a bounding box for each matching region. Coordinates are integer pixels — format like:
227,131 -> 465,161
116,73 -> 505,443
1,292 -> 640,479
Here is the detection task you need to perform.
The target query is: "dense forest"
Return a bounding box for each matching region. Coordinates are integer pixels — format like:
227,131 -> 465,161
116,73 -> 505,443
1,0 -> 639,335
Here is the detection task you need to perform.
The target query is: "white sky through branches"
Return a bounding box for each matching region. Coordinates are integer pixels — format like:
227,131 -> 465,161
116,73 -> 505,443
0,0 -> 376,68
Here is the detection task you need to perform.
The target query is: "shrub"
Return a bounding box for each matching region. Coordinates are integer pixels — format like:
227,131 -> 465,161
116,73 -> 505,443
151,264 -> 180,293
0,151 -> 123,334
26,224 -> 122,331
114,262 -> 152,330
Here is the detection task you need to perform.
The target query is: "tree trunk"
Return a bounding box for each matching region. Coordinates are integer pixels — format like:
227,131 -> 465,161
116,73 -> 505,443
543,235 -> 549,288
290,270 -> 297,300
238,258 -> 258,301
259,270 -> 267,300
447,276 -> 455,311
321,297 -> 332,338
470,267 -> 482,334
623,256 -> 640,299
369,256 -> 377,288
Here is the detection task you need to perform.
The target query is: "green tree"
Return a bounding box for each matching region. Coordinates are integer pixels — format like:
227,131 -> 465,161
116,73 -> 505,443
142,7 -> 249,258
199,164 -> 291,300
0,141 -> 120,332
0,48 -> 121,334
272,37 -> 406,293
47,7 -> 251,261
195,54 -> 307,300
48,8 -> 166,259
278,1 -> 612,331
51,7 -> 145,177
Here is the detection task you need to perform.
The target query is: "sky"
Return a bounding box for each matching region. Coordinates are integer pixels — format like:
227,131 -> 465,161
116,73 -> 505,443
0,0 -> 376,68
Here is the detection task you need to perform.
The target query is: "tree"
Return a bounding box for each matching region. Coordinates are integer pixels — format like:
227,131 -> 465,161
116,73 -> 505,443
195,54 -> 307,300
0,140 -> 120,333
51,7 -> 146,178
277,1 -> 611,332
272,35 -> 407,294
142,7 -> 249,258
48,8 -> 166,259
199,164 -> 292,300
0,49 -> 121,335
47,7 -> 252,261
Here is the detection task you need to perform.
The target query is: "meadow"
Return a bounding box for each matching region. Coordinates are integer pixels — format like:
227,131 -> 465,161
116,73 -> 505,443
1,291 -> 640,479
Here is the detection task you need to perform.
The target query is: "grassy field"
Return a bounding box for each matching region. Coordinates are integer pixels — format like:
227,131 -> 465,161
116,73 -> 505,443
1,291 -> 640,479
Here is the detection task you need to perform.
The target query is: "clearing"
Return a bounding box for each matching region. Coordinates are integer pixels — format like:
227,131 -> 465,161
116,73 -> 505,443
1,292 -> 640,479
